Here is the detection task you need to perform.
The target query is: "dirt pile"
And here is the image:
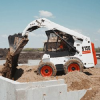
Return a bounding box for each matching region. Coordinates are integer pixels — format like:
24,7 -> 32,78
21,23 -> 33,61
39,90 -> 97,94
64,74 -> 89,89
80,68 -> 100,100
14,65 -> 46,82
81,87 -> 100,100
58,71 -> 92,91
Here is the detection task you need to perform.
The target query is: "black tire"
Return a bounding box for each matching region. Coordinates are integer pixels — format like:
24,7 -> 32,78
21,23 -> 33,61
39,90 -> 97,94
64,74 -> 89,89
37,62 -> 57,77
64,59 -> 83,74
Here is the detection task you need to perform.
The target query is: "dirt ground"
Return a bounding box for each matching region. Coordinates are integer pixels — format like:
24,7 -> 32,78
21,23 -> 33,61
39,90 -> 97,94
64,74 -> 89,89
0,65 -> 100,100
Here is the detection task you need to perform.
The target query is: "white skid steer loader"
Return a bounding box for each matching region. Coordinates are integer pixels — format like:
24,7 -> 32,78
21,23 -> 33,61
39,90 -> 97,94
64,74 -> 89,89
2,18 -> 97,78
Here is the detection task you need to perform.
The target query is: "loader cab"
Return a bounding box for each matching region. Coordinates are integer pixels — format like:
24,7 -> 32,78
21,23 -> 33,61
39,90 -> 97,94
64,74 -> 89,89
43,30 -> 76,57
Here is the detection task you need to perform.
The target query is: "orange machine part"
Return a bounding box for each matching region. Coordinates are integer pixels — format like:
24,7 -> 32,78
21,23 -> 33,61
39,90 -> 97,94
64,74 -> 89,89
82,50 -> 91,54
68,63 -> 80,72
91,43 -> 97,65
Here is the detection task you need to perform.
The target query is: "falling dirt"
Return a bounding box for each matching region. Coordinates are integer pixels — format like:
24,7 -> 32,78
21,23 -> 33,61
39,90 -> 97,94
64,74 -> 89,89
0,65 -> 4,76
1,50 -> 12,78
1,49 -> 19,79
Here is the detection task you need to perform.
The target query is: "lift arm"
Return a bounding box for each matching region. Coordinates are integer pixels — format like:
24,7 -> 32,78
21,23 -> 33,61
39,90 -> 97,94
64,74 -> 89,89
22,18 -> 89,40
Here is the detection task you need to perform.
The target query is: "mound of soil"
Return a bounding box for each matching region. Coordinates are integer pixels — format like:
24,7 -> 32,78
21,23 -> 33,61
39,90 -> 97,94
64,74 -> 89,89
81,88 -> 100,100
0,65 -> 4,76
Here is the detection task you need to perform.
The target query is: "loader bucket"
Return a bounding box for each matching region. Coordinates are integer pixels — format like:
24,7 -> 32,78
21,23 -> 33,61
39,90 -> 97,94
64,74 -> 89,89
8,33 -> 29,56
2,33 -> 29,79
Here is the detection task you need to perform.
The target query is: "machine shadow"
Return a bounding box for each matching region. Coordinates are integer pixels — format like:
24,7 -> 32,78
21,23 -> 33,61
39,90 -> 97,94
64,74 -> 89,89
56,71 -> 65,76
83,72 -> 92,76
14,68 -> 24,81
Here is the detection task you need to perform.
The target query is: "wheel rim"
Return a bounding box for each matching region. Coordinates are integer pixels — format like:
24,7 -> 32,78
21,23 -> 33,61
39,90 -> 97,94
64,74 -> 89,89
68,63 -> 80,72
41,65 -> 53,77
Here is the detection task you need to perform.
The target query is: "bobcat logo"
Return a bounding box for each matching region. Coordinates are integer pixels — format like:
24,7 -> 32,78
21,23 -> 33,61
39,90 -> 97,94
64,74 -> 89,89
82,46 -> 91,54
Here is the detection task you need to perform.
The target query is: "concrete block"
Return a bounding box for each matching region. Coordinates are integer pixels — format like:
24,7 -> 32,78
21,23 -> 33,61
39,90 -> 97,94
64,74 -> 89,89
0,76 -> 68,100
0,76 -> 88,100
78,89 -> 87,99
67,90 -> 79,100
96,59 -> 100,68
16,84 -> 67,100
18,64 -> 29,66
0,60 -> 5,65
67,89 -> 87,100
28,60 -> 40,65
0,76 -> 19,100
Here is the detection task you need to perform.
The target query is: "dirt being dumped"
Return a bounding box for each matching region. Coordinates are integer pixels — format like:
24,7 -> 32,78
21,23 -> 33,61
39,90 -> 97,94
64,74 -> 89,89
0,65 -> 100,99
0,65 -> 4,76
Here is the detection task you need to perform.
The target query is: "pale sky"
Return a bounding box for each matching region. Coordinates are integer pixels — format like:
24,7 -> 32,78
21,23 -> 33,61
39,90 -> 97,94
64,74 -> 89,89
0,0 -> 100,48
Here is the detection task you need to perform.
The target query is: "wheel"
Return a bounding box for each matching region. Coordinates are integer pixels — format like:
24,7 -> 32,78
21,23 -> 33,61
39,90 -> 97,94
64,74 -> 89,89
64,59 -> 83,74
37,62 -> 57,77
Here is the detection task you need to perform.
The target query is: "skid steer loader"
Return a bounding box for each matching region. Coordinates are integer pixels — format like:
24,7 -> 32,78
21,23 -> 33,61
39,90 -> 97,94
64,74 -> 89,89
2,18 -> 97,79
